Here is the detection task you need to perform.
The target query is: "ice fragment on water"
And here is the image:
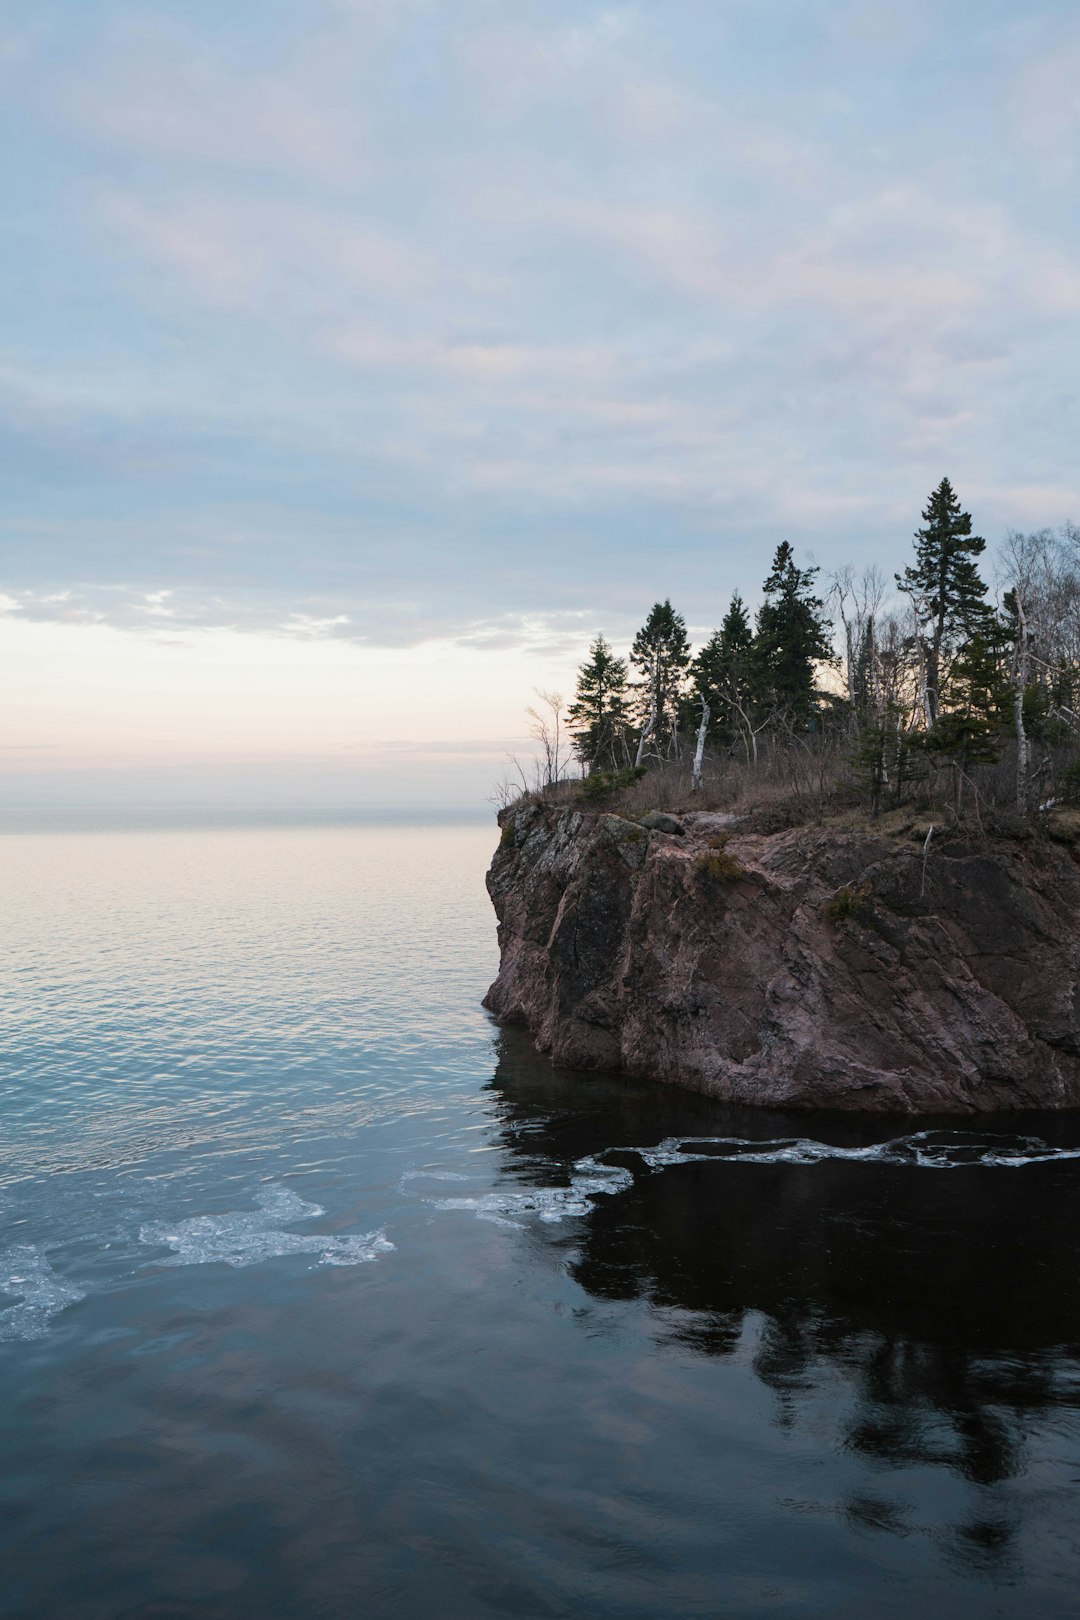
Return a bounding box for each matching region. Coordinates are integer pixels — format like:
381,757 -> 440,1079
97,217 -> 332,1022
139,1182 -> 394,1269
416,1154 -> 634,1224
626,1130 -> 1080,1172
407,1128 -> 1080,1230
0,1246 -> 86,1341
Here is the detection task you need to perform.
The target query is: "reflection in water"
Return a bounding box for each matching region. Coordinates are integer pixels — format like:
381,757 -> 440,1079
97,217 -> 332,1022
483,1029 -> 1080,1571
6,819 -> 1079,1616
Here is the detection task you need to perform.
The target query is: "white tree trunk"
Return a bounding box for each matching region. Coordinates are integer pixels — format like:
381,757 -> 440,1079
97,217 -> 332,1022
1014,593 -> 1029,813
634,656 -> 661,768
634,696 -> 658,767
691,701 -> 710,791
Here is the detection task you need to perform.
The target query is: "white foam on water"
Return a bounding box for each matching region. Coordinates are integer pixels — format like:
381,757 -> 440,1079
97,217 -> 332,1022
405,1128 -> 1080,1228
0,1246 -> 86,1341
414,1157 -> 635,1224
139,1183 -> 394,1269
624,1129 -> 1080,1173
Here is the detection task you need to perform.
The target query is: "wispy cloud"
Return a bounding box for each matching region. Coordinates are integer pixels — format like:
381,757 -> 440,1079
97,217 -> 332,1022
62,18 -> 366,181
2,0 -> 1077,656
1009,34 -> 1080,185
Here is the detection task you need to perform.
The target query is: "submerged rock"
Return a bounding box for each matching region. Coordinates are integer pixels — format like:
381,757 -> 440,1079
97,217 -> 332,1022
482,803 -> 1080,1114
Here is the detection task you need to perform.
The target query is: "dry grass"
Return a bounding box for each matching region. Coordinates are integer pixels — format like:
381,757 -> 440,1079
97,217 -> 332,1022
500,733 -> 1080,845
698,845 -> 744,882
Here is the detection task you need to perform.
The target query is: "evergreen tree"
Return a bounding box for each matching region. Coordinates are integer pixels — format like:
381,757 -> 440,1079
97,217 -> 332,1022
896,478 -> 992,725
753,543 -> 834,726
852,701 -> 924,817
630,600 -> 691,763
922,632 -> 1008,814
567,635 -> 631,771
691,593 -> 754,748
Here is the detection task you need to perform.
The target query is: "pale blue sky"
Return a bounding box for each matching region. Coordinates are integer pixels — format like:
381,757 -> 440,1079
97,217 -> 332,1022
2,1 -> 1079,802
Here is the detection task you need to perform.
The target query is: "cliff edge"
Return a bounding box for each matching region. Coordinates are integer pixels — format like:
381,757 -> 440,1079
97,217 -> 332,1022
483,801 -> 1080,1113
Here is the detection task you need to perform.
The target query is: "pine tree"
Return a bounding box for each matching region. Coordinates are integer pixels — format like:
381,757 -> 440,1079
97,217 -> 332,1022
630,600 -> 691,764
753,543 -> 834,726
896,478 -> 992,726
853,701 -> 908,817
567,635 -> 631,772
691,593 -> 754,748
922,631 -> 1008,814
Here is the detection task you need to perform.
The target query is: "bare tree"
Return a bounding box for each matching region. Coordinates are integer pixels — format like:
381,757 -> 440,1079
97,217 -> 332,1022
1012,590 -> 1030,813
829,564 -> 886,718
526,689 -> 569,792
1001,526 -> 1080,749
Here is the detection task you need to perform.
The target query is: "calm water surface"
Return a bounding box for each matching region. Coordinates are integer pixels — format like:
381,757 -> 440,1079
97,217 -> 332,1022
2,814 -> 1079,1618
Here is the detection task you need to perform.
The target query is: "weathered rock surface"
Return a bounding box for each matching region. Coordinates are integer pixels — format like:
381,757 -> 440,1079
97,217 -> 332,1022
483,801 -> 1080,1113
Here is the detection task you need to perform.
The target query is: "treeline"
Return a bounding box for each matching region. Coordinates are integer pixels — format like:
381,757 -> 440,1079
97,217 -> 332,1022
533,478 -> 1080,821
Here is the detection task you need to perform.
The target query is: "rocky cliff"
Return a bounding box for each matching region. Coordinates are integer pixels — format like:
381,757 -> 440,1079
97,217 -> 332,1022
483,801 -> 1080,1113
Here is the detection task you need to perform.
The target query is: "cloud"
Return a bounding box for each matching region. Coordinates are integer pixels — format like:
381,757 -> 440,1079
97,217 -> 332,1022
101,193 -> 251,305
1009,36 -> 1080,184
461,9 -> 638,109
328,328 -> 612,382
1028,259 -> 1080,314
63,19 -> 364,181
99,190 -> 427,309
553,184 -> 1008,334
0,582 -> 601,656
4,0 -> 1079,690
965,482 -> 1080,529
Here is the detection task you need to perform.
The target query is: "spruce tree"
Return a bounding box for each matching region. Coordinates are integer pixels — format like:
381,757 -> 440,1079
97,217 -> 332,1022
753,543 -> 834,726
691,593 -> 754,748
567,635 -> 631,772
896,478 -> 992,726
922,631 -> 1008,813
630,600 -> 691,763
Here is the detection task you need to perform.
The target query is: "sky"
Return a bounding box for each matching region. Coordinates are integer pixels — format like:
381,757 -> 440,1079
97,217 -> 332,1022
3,0 -> 1079,806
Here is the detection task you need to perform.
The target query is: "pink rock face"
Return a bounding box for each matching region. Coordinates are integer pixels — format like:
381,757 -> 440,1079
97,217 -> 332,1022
483,802 -> 1080,1114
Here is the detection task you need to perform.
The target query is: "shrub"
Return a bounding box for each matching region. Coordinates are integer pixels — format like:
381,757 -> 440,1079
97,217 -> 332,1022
698,838 -> 744,882
824,879 -> 872,922
577,765 -> 647,803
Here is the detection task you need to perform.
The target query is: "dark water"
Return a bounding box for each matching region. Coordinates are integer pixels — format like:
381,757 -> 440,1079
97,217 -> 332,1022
2,817 -> 1079,1618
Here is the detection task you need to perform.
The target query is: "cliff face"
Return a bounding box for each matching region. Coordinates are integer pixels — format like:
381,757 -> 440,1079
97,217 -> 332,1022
483,802 -> 1080,1114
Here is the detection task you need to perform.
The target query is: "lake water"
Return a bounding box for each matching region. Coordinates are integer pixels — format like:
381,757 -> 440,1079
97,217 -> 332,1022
3,813 -> 1079,1618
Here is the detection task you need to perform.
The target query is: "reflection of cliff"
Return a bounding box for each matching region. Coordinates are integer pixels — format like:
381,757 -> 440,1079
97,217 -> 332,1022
571,1155 -> 1073,1492
484,1030 -> 1080,1538
485,802 -> 1080,1112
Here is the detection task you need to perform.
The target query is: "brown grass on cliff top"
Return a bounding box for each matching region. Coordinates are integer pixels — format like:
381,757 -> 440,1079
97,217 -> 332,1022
510,738 -> 1068,844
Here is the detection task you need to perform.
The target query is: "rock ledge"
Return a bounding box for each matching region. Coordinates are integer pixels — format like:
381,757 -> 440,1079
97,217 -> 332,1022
482,802 -> 1080,1113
